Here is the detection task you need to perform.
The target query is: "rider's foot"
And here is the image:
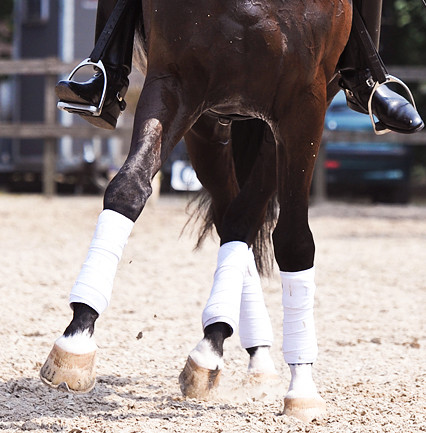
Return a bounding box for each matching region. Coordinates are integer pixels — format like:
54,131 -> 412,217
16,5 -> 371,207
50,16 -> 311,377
56,66 -> 129,130
339,69 -> 424,134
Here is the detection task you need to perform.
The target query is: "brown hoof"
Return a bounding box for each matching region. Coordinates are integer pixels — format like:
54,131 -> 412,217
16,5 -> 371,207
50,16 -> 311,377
283,396 -> 327,423
40,344 -> 96,393
179,356 -> 221,399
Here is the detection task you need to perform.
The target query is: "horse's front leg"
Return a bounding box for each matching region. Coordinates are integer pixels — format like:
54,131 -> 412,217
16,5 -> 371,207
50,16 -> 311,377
39,208 -> 134,392
272,89 -> 328,422
40,76 -> 197,393
39,303 -> 99,392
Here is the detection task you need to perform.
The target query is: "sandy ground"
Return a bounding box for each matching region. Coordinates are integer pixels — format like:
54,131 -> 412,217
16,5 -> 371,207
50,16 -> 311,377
0,193 -> 425,433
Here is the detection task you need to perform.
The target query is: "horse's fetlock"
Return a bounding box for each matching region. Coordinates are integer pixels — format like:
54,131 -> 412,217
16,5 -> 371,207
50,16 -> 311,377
64,303 -> 98,337
203,322 -> 232,357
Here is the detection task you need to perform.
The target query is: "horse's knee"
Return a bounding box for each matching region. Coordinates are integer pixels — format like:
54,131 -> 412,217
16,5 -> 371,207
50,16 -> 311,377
104,117 -> 164,221
272,222 -> 315,272
104,168 -> 153,222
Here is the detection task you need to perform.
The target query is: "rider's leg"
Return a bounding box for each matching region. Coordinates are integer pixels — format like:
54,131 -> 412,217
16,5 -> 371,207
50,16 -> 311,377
56,0 -> 136,129
338,0 -> 424,134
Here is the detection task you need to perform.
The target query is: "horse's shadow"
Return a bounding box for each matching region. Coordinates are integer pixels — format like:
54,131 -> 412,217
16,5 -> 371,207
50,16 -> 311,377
0,375 -> 252,430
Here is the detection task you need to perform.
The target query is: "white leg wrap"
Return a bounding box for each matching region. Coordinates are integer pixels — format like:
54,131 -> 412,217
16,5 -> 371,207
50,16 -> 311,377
281,267 -> 318,364
239,250 -> 274,349
69,209 -> 134,315
202,241 -> 249,333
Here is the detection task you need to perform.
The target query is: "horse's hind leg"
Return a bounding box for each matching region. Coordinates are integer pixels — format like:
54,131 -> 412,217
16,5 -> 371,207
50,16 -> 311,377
180,246 -> 277,397
179,118 -> 277,398
40,76 -> 198,392
240,249 -> 277,379
218,121 -> 278,379
272,90 -> 328,422
179,241 -> 248,399
178,115 -> 237,398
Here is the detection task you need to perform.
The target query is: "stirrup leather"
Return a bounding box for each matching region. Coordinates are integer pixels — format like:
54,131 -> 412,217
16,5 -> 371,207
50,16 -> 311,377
57,58 -> 108,117
367,75 -> 418,135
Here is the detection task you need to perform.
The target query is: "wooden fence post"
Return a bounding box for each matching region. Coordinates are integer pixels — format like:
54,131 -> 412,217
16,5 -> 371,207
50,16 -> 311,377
43,74 -> 57,197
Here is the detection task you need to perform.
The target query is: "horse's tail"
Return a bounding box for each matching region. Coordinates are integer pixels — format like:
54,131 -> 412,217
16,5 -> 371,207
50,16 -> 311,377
231,119 -> 278,276
187,119 -> 277,277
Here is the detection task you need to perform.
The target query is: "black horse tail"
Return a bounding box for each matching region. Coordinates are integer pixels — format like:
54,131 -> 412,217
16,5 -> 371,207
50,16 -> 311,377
187,119 -> 277,277
231,119 -> 278,276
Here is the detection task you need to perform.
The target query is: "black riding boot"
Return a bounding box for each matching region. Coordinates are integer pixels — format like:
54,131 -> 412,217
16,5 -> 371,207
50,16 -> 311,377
56,0 -> 136,130
339,0 -> 424,134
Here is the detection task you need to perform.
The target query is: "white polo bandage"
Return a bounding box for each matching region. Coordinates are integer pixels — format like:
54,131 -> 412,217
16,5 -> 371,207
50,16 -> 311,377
202,241 -> 249,333
239,249 -> 274,349
69,209 -> 134,315
281,267 -> 318,364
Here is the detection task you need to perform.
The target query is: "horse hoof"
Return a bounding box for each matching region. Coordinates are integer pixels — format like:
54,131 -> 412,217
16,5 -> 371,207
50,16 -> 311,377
283,395 -> 327,423
39,344 -> 96,393
179,356 -> 221,399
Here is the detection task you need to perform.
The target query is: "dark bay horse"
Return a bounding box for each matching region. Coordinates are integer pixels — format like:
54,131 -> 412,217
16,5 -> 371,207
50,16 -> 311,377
40,0 -> 352,423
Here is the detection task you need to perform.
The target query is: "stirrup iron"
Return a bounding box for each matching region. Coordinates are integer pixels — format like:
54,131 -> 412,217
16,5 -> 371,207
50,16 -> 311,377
367,75 -> 418,135
57,58 -> 108,117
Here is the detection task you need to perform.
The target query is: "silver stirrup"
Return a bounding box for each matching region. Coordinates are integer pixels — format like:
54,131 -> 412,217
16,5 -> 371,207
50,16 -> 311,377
57,58 -> 108,117
367,74 -> 418,135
